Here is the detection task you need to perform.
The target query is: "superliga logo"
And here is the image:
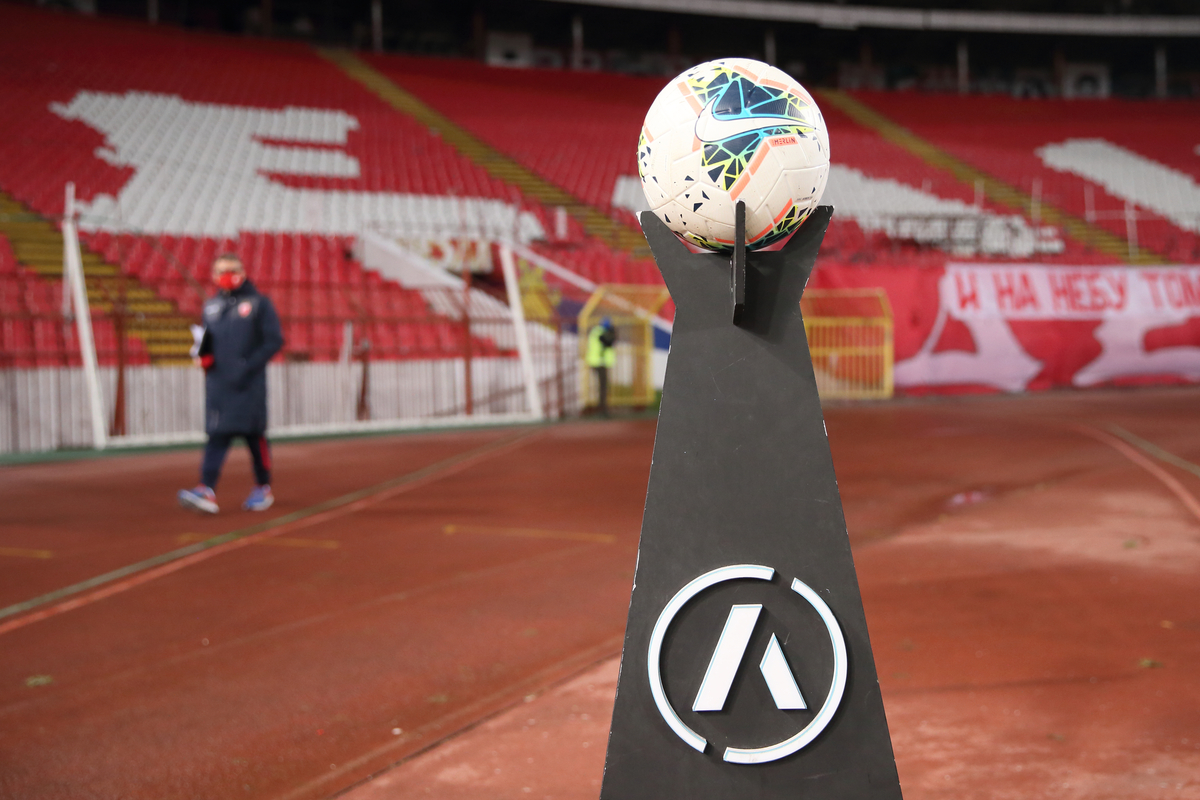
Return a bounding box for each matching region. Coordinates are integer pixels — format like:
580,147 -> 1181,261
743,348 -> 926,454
647,565 -> 848,764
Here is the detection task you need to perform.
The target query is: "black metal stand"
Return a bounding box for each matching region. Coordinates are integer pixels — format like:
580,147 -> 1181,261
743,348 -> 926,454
599,207 -> 903,800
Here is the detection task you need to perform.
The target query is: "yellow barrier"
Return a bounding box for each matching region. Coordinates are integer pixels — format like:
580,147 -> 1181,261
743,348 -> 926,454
801,289 -> 894,400
578,285 -> 670,409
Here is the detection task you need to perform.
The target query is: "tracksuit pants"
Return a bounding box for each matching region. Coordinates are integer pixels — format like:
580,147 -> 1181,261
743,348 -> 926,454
201,432 -> 271,489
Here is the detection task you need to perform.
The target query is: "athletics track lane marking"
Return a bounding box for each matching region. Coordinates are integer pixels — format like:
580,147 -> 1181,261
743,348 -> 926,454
0,428 -> 543,637
176,532 -> 341,549
0,538 -> 615,724
1074,424 -> 1200,523
0,547 -> 54,560
442,523 -> 617,544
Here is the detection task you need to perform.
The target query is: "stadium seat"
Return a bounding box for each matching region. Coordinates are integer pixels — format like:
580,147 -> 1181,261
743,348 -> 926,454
848,90 -> 1200,264
7,0 -> 1198,377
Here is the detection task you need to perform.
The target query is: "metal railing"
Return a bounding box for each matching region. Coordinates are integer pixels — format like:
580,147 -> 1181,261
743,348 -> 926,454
802,289 -> 895,401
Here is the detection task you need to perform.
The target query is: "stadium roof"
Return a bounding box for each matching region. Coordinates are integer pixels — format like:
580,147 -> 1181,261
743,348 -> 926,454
544,0 -> 1200,36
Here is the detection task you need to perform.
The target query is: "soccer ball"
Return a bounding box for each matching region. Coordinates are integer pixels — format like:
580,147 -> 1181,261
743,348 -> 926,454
637,58 -> 830,252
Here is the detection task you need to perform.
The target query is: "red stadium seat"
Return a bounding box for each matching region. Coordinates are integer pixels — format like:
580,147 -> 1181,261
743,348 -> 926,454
14,1 -> 1195,378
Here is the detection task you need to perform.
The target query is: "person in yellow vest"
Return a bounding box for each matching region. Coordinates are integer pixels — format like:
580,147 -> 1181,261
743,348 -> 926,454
586,317 -> 617,416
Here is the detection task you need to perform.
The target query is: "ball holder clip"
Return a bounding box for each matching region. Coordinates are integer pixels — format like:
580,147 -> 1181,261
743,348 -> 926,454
730,200 -> 747,325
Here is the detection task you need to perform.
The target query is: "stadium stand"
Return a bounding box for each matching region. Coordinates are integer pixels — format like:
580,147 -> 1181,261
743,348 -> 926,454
850,90 -> 1200,263
82,230 -> 506,360
369,51 -> 1170,268
0,188 -> 180,365
0,230 -> 154,368
0,4 -> 546,363
365,54 -> 664,218
3,2 -> 1198,378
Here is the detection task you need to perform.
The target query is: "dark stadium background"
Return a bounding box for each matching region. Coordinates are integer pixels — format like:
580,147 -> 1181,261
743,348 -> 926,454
74,0 -> 1200,96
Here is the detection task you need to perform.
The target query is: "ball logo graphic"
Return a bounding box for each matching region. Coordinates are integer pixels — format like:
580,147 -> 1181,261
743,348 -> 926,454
638,59 -> 830,252
647,565 -> 848,764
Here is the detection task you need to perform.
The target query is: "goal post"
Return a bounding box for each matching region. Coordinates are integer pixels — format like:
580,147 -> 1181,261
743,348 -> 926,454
498,243 -> 545,420
63,182 -> 108,449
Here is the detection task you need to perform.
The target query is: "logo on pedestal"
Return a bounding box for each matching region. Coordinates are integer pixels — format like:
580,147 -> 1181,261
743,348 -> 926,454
647,565 -> 848,764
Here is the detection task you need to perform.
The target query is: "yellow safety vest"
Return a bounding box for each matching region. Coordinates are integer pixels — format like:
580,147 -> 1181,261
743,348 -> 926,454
586,325 -> 616,368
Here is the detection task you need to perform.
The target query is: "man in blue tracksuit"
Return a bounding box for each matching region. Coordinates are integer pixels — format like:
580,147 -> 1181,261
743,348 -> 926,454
178,254 -> 284,514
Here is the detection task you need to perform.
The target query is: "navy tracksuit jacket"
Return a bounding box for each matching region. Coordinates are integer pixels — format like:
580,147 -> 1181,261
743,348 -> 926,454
200,280 -> 284,435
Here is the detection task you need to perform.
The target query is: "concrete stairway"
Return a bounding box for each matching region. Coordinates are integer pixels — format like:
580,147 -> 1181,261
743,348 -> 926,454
818,90 -> 1163,265
321,49 -> 651,259
0,192 -> 195,363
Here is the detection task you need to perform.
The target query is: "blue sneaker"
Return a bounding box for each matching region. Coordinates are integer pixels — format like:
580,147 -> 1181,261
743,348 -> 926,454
178,485 -> 218,515
243,485 -> 274,512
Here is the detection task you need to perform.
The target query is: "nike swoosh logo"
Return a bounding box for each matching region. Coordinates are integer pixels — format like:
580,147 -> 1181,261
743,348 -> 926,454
694,100 -> 809,144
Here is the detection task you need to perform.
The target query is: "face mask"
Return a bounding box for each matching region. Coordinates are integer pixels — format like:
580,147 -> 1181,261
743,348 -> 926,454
216,272 -> 244,291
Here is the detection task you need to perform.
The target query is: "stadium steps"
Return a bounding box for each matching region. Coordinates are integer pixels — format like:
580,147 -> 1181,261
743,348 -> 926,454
319,48 -> 651,258
0,192 -> 195,364
818,90 -> 1165,266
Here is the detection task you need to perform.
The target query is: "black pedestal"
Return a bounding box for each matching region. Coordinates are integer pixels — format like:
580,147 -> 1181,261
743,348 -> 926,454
598,207 -> 903,800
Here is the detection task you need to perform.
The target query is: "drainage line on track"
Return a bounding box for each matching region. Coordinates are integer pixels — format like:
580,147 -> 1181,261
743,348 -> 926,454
1103,423 -> 1200,481
0,429 -> 542,635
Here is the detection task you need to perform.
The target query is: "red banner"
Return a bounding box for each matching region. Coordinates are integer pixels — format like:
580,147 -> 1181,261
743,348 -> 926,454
811,263 -> 1200,393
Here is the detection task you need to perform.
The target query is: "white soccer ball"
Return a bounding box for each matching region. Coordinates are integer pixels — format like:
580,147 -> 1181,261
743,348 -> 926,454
637,58 -> 830,252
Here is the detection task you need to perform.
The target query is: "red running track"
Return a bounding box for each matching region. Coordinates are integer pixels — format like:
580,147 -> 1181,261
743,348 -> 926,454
0,423 -> 648,799
3,389 -> 1200,799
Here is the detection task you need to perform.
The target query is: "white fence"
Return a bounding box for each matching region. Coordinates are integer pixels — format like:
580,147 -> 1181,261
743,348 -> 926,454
0,350 -> 579,454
